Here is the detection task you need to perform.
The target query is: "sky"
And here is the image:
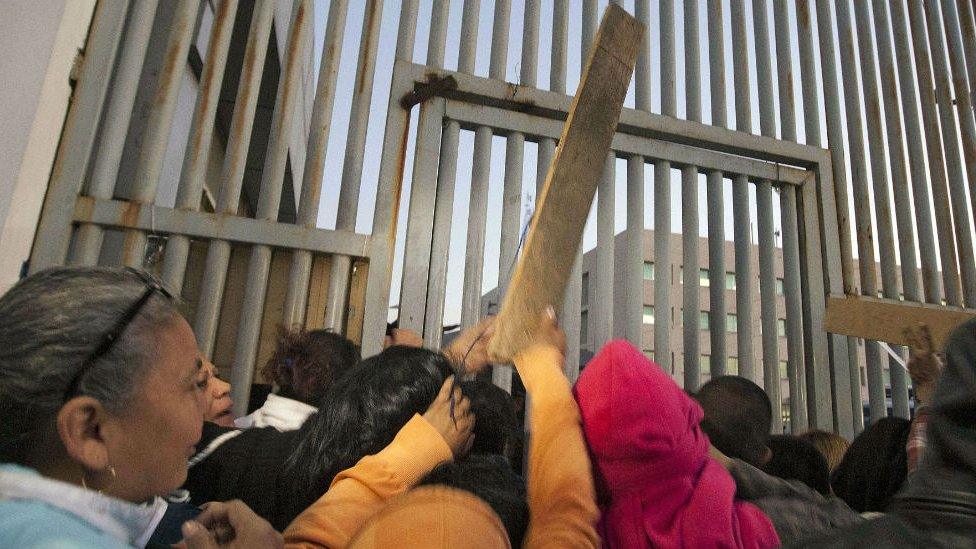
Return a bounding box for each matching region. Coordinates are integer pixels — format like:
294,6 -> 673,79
306,0 -> 976,324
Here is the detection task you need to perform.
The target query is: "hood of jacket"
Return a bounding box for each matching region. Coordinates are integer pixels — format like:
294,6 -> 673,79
573,340 -> 779,548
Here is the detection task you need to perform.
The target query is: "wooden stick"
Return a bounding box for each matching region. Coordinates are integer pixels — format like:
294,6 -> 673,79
488,5 -> 643,363
824,295 -> 976,351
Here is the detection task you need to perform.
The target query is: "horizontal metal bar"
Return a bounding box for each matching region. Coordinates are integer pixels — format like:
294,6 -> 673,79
72,197 -> 370,257
396,60 -> 826,167
443,100 -> 810,185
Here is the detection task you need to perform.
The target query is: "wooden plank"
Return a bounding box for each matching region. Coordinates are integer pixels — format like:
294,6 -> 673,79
825,295 -> 976,350
488,4 -> 642,362
304,255 -> 332,330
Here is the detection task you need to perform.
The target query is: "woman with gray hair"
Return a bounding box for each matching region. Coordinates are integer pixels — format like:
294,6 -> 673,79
0,267 -> 279,548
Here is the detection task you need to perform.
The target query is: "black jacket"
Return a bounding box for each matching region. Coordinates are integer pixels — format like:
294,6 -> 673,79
183,422 -> 300,531
789,318 -> 976,548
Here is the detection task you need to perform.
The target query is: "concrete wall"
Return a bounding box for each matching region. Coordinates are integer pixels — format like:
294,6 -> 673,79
0,0 -> 97,292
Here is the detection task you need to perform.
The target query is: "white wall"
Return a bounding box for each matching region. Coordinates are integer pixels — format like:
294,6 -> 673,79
0,0 -> 96,292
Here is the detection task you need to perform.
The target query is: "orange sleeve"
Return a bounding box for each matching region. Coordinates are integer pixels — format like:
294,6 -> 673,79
283,414 -> 454,549
515,344 -> 600,549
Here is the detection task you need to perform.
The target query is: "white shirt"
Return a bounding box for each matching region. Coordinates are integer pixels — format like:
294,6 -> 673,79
234,393 -> 317,431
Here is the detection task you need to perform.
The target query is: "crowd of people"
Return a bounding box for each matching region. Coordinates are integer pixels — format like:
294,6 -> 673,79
0,266 -> 973,548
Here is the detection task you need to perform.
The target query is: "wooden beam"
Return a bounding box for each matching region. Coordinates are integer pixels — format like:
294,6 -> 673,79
488,5 -> 643,362
824,295 -> 976,351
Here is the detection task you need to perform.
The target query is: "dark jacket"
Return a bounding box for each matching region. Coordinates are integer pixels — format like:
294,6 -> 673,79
182,422 -> 299,530
729,459 -> 862,545
789,318 -> 976,548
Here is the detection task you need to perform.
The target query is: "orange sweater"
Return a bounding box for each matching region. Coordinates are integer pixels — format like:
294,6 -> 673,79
283,344 -> 599,548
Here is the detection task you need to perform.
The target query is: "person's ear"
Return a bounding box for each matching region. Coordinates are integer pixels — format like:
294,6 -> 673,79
759,445 -> 773,466
56,396 -> 112,471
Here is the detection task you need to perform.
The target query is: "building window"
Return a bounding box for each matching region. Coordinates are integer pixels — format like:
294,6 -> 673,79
699,268 -> 710,287
779,360 -> 788,380
699,311 -> 710,330
677,266 -> 683,283
727,313 -> 738,333
726,272 -> 736,290
643,305 -> 655,324
580,310 -> 588,345
644,349 -> 655,360
581,273 -> 589,307
777,318 -> 786,337
728,356 -> 739,374
701,354 -> 711,374
775,278 -> 784,295
643,261 -> 655,280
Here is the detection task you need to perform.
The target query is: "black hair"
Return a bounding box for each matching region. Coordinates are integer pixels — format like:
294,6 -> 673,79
695,375 -> 773,467
460,379 -> 517,457
261,328 -> 361,405
831,417 -> 911,513
278,346 -> 453,526
419,453 -> 528,546
762,435 -> 832,496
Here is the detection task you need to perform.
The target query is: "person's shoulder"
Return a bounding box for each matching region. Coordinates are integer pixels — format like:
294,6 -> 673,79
0,499 -> 131,548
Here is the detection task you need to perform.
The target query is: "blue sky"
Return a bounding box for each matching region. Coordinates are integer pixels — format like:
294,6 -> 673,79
306,0 -> 971,324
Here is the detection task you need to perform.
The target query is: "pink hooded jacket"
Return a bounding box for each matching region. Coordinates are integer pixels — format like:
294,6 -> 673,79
573,340 -> 780,548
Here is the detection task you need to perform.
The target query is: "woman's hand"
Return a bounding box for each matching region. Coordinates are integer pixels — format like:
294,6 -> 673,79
532,307 -> 566,355
180,500 -> 282,548
422,376 -> 474,459
442,317 -> 496,373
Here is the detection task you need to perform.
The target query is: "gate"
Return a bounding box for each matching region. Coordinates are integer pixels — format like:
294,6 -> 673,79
27,0 -> 976,435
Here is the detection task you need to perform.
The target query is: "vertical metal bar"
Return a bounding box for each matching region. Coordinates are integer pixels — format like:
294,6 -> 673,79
781,185 -> 808,431
885,0 -> 941,305
326,0 -> 387,332
752,0 -> 776,138
625,156 -> 645,348
756,181 -> 782,431
71,0 -> 160,266
905,0 -> 963,306
492,0 -> 537,389
774,0 -> 795,143
398,100 -> 448,333
594,153 -> 616,347
799,176 -> 836,430
651,0 -> 676,373
230,0 -> 312,415
681,0 -> 701,390
855,0 -> 907,419
752,0 -> 781,430
799,0 -> 856,435
424,0 -> 478,348
398,0 -> 453,335
360,0 -> 422,356
622,0 -> 650,353
811,0 -> 856,295
836,0 -> 887,424
120,0 -> 201,268
634,0 -> 651,111
958,0 -> 976,101
731,0 -> 756,380
193,0 -> 276,359
494,130 -> 523,390
921,0 -> 976,306
281,0 -> 351,326
552,0 -> 580,379
706,0 -> 728,377
29,0 -> 132,273
460,0 -> 510,330
661,0 -> 676,116
162,0 -> 239,291
940,0 -> 976,295
653,161 -> 672,372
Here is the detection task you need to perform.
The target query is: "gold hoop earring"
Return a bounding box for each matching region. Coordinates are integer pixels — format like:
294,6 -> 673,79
80,465 -> 116,492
